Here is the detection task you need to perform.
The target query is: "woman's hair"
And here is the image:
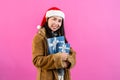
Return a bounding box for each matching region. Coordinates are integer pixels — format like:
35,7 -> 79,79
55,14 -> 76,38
43,18 -> 68,43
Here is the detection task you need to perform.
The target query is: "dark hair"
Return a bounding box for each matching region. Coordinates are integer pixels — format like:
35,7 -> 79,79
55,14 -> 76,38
43,18 -> 68,43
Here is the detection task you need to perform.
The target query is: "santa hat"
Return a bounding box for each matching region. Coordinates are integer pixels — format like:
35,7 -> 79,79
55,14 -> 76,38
39,7 -> 65,28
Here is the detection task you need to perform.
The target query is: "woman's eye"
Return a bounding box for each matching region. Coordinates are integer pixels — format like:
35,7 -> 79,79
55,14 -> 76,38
58,20 -> 62,23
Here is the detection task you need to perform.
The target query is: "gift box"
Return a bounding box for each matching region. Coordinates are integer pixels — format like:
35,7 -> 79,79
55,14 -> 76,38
57,43 -> 70,54
47,36 -> 70,54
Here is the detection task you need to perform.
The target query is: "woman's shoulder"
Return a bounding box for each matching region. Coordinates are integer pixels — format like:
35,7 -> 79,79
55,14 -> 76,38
33,28 -> 46,41
38,27 -> 46,36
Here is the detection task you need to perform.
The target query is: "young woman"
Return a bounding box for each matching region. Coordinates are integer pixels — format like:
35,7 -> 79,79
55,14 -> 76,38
32,7 -> 76,80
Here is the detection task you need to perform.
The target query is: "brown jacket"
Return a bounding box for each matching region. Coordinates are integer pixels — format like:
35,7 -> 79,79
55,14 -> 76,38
32,28 -> 76,80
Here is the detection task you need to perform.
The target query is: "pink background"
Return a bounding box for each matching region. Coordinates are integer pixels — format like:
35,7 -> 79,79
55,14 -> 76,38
0,0 -> 120,80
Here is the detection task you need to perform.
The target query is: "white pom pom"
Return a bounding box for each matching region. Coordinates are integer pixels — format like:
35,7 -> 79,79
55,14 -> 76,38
37,25 -> 41,29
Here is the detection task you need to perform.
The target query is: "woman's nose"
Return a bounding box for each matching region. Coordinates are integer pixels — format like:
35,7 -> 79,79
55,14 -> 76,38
54,21 -> 59,25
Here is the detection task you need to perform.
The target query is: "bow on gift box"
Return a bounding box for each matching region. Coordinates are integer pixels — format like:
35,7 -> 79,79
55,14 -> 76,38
49,37 -> 59,53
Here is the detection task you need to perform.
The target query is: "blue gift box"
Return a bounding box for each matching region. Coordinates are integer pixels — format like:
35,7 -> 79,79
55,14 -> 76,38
57,43 -> 70,54
47,36 -> 70,54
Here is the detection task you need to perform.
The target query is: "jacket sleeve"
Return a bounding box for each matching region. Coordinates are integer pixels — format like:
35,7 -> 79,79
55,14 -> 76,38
67,48 -> 76,69
32,34 -> 66,70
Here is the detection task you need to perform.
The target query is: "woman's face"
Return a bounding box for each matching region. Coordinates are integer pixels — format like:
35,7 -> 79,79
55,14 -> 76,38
47,16 -> 63,32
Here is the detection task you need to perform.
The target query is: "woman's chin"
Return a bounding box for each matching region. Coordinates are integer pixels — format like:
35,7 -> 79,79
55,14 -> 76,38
52,29 -> 58,32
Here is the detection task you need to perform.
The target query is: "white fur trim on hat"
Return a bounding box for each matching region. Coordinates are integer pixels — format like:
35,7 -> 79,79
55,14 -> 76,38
46,10 -> 65,18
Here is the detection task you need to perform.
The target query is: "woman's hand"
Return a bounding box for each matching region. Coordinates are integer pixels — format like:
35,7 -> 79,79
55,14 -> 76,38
60,53 -> 68,61
63,61 -> 71,68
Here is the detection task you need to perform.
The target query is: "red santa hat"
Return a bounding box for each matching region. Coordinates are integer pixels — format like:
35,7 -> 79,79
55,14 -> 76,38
40,7 -> 65,28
